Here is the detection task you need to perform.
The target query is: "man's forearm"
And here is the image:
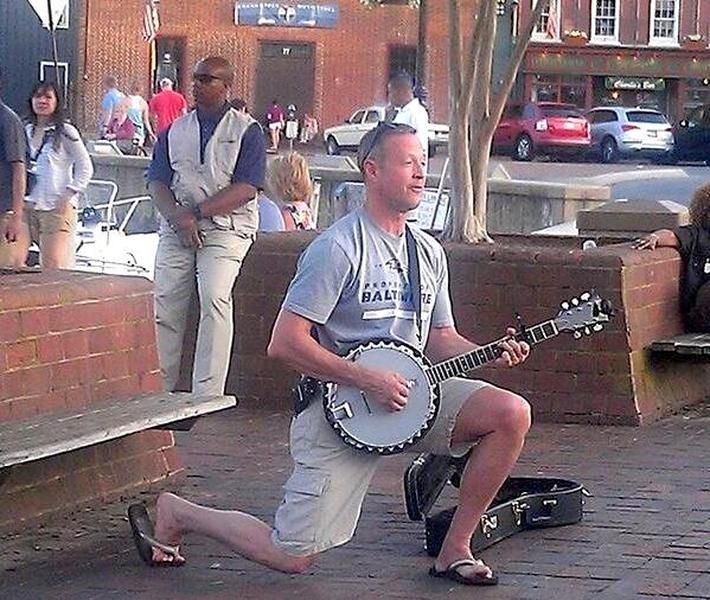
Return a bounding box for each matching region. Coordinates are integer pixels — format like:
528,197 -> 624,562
425,327 -> 479,363
148,181 -> 179,222
10,162 -> 26,213
198,182 -> 257,218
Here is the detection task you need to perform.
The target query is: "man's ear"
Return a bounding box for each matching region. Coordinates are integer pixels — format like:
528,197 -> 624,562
363,158 -> 377,180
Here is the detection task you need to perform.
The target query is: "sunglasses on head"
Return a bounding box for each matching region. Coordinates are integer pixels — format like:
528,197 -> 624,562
358,121 -> 417,168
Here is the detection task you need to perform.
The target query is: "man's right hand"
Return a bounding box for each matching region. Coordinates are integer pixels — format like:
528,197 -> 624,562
4,212 -> 23,243
170,206 -> 204,248
359,367 -> 411,412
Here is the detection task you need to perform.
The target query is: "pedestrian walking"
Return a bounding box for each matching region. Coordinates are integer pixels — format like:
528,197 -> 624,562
98,75 -> 125,137
126,82 -> 155,151
265,99 -> 284,153
146,56 -> 265,397
17,81 -> 93,270
149,78 -> 188,135
388,72 -> 430,158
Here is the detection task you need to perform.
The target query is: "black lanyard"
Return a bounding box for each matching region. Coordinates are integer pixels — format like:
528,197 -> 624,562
405,225 -> 422,344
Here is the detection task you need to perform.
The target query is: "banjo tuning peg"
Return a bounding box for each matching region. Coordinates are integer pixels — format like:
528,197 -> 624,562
571,297 -> 580,306
573,330 -> 582,339
593,324 -> 604,332
561,301 -> 570,310
584,327 -> 591,335
580,292 -> 590,301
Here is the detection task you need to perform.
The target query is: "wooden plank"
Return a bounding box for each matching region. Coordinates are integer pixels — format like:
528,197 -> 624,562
0,393 -> 236,469
649,333 -> 710,354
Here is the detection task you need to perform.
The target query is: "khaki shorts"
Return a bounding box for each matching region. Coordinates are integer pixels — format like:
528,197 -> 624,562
271,377 -> 489,556
25,203 -> 77,241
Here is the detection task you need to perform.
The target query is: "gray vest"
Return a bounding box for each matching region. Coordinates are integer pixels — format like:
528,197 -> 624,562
167,108 -> 258,233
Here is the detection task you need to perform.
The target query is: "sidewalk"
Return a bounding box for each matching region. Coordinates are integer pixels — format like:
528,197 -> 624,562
1,400 -> 708,600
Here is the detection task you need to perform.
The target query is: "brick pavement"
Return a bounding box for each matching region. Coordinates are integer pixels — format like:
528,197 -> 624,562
1,401 -> 708,600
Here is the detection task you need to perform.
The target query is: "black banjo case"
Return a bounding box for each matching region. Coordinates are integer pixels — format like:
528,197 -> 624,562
404,453 -> 588,556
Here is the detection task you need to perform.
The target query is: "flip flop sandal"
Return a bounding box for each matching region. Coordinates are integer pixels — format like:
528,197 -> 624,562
127,503 -> 185,567
429,558 -> 499,586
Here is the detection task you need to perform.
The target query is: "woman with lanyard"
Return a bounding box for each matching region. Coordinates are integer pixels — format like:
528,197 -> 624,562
19,81 -> 93,269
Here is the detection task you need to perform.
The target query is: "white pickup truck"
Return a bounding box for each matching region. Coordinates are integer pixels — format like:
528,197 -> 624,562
323,105 -> 449,157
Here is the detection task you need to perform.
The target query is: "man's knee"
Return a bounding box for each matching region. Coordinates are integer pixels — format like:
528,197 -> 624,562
498,391 -> 532,436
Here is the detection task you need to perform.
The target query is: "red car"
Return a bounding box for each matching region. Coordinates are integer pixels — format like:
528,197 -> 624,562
493,102 -> 591,161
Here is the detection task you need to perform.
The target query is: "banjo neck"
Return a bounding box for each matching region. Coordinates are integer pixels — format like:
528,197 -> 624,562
425,319 -> 559,386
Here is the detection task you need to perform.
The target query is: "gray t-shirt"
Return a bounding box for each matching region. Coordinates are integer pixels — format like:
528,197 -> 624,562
283,207 -> 454,356
0,101 -> 27,213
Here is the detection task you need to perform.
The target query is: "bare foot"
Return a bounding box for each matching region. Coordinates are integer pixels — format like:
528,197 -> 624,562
153,492 -> 185,563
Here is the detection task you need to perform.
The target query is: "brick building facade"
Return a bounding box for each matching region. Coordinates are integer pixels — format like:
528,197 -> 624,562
69,0 -> 710,133
519,0 -> 710,120
77,0 -> 458,132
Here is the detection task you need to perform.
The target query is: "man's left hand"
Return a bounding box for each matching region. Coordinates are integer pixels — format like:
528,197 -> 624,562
169,206 -> 198,232
495,327 -> 530,368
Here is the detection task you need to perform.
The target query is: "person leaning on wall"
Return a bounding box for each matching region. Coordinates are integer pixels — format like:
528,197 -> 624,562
633,183 -> 710,333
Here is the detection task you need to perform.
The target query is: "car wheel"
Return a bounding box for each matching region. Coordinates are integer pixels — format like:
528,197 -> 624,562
326,136 -> 340,156
600,137 -> 618,164
513,134 -> 534,161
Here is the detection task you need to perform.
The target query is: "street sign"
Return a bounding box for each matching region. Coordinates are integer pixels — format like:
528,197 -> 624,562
26,0 -> 68,29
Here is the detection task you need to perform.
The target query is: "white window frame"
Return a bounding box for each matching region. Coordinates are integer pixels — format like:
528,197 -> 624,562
531,0 -> 561,42
591,0 -> 620,44
41,2 -> 69,30
649,0 -> 679,47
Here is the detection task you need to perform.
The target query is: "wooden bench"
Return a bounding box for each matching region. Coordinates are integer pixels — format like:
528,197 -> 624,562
648,333 -> 710,357
0,392 -> 236,471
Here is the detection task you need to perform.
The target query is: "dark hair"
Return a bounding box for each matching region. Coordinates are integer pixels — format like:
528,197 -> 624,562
231,97 -> 247,112
689,183 -> 710,229
357,122 -> 417,172
26,81 -> 77,150
388,71 -> 414,90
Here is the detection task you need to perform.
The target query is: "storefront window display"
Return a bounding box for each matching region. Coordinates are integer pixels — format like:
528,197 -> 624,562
683,78 -> 710,113
531,74 -> 587,107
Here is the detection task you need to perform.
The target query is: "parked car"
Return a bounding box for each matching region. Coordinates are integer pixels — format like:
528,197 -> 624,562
493,102 -> 591,161
323,105 -> 449,157
670,103 -> 710,164
585,106 -> 674,163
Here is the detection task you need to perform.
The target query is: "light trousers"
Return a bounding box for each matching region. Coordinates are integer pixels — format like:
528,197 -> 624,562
153,226 -> 254,396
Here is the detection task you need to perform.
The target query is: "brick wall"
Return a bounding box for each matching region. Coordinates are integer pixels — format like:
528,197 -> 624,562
0,271 -> 181,530
79,0 -> 460,132
180,233 -> 709,426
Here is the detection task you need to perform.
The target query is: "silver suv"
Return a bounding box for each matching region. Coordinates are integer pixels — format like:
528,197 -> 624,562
586,106 -> 674,163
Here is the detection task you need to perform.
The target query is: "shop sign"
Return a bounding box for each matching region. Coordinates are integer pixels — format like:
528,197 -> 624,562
526,51 -> 710,79
235,3 -> 339,28
605,77 -> 666,91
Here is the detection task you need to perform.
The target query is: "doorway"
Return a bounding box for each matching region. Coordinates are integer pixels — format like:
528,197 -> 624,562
254,41 -> 315,124
388,45 -> 416,80
153,38 -> 186,94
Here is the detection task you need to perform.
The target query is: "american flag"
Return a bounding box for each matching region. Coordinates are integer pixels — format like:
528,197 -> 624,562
545,1 -> 559,39
142,0 -> 160,43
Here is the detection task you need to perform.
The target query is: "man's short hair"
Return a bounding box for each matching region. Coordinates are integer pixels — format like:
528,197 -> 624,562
388,71 -> 414,90
159,77 -> 173,88
357,122 -> 417,173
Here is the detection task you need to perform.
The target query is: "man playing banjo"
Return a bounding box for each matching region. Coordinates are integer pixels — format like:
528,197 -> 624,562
128,122 -> 531,586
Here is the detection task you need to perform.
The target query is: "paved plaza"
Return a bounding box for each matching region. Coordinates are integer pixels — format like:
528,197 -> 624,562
1,400 -> 708,600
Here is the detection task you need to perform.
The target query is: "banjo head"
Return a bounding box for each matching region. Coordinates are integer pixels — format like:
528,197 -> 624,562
324,340 -> 439,455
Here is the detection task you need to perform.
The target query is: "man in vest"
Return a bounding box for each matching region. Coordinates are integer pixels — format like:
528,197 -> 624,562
147,56 -> 266,396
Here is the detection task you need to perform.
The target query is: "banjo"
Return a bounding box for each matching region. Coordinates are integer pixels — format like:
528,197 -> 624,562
304,291 -> 613,455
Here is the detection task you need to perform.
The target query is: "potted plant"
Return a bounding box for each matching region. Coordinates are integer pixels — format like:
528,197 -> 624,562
563,30 -> 589,46
683,34 -> 707,51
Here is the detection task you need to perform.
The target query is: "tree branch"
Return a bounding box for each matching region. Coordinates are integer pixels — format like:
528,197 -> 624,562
461,0 -> 492,103
448,0 -> 463,101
